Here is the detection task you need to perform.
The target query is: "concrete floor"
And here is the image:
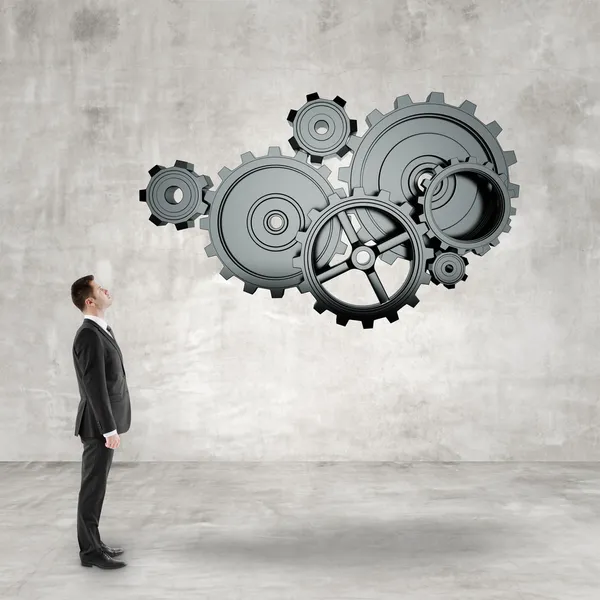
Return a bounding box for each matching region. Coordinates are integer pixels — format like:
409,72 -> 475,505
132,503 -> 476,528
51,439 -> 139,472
1,462 -> 599,600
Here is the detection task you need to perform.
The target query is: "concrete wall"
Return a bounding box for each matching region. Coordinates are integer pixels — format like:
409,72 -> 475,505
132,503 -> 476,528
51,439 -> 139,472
1,0 -> 598,461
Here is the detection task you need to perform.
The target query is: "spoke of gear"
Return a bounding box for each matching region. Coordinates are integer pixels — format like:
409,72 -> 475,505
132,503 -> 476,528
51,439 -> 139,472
292,189 -> 434,328
338,91 -> 520,258
428,250 -> 468,289
139,160 -> 213,230
200,147 -> 348,299
287,92 -> 358,164
418,157 -> 517,256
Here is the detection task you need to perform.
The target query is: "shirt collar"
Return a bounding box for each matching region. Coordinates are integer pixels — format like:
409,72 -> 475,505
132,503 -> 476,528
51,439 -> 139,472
84,314 -> 109,331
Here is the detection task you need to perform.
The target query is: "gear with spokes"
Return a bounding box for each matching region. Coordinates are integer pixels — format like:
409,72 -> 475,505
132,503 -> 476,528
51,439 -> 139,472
338,91 -> 519,261
428,250 -> 468,289
200,147 -> 347,299
139,160 -> 213,230
292,189 -> 434,328
287,93 -> 357,164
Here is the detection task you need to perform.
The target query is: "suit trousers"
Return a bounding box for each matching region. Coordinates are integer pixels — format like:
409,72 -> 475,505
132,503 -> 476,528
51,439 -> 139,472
77,436 -> 114,556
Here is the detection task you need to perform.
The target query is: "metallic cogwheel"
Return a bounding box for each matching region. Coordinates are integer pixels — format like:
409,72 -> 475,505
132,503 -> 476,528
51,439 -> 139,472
418,157 -> 517,256
292,189 -> 434,329
139,160 -> 213,230
428,250 -> 468,289
338,91 -> 520,259
287,92 -> 358,164
200,147 -> 348,299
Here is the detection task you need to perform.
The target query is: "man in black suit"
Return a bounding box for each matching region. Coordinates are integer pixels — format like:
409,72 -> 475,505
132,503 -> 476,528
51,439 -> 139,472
71,274 -> 132,569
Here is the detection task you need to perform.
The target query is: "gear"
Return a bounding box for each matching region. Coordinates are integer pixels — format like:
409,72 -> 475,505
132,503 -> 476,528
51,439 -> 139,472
418,157 -> 517,256
292,189 -> 434,328
139,160 -> 213,230
428,250 -> 468,289
338,91 -> 520,259
287,93 -> 357,164
200,147 -> 348,299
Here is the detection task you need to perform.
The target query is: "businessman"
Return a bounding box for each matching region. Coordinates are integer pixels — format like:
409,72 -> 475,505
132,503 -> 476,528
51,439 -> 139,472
71,274 -> 131,569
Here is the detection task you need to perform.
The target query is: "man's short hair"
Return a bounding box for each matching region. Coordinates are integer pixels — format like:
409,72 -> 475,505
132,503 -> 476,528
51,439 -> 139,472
71,275 -> 95,312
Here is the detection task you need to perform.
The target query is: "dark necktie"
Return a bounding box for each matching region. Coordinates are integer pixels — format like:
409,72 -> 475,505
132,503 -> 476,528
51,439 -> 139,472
107,325 -> 115,339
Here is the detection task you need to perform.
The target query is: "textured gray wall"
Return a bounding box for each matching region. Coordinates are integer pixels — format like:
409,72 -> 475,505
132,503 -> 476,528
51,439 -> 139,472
1,0 -> 598,461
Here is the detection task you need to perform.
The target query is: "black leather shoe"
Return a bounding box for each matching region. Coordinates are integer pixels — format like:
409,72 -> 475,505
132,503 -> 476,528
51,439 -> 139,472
101,543 -> 124,557
80,550 -> 126,569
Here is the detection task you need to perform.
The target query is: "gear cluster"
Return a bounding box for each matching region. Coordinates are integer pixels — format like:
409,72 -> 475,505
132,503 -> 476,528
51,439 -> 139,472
139,91 -> 519,328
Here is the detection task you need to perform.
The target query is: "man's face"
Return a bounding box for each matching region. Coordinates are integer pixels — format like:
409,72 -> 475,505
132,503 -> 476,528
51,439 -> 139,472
86,280 -> 112,311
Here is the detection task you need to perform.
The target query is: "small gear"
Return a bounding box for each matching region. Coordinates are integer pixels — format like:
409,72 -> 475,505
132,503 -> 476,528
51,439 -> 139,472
292,189 -> 434,328
287,93 -> 357,164
418,157 -> 517,256
428,250 -> 468,289
338,91 -> 520,259
200,147 -> 348,299
139,160 -> 213,230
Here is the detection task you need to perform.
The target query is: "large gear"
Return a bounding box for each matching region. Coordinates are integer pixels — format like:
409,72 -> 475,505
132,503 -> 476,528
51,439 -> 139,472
139,160 -> 213,230
418,157 -> 517,256
199,147 -> 347,298
428,250 -> 468,289
287,93 -> 357,164
292,189 -> 434,328
338,92 -> 519,259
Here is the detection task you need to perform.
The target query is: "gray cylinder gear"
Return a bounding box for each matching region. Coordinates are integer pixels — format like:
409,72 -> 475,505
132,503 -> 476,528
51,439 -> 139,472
287,93 -> 357,164
338,92 -> 519,259
418,157 -> 516,256
428,250 -> 468,289
292,189 -> 434,328
139,160 -> 213,230
200,147 -> 348,299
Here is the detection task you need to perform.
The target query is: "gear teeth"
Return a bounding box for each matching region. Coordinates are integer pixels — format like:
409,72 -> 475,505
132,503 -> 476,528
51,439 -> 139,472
486,121 -> 503,138
336,145 -> 350,159
463,257 -> 470,266
306,92 -> 319,102
332,189 -> 347,202
286,109 -> 297,124
509,183 -> 520,198
426,92 -> 445,104
204,243 -> 216,258
241,151 -> 255,164
148,165 -> 165,177
473,245 -> 491,256
415,222 -> 428,235
504,150 -> 517,166
467,156 -> 479,164
361,319 -> 374,329
333,95 -> 346,107
393,94 -> 413,109
314,302 -> 327,314
407,295 -> 420,308
434,164 -> 444,174
294,150 -> 309,163
139,189 -> 146,202
149,214 -> 167,226
318,165 -> 331,178
297,280 -> 310,294
270,288 -> 284,299
431,277 -> 440,286
366,109 -> 384,127
354,186 -> 366,197
349,119 -> 358,134
336,315 -> 350,327
307,208 -> 320,223
218,167 -> 232,181
174,160 -> 194,171
379,251 -> 397,265
490,237 -> 501,247
421,272 -> 432,285
267,146 -> 282,157
243,282 -> 258,294
203,189 -> 215,205
292,256 -> 302,269
459,100 -> 477,115
426,230 -> 437,240
444,283 -> 456,290
400,202 -> 414,216
377,189 -> 391,202
336,240 -> 348,254
288,136 -> 300,151
503,224 -> 512,233
338,166 -> 350,184
450,157 -> 460,165
424,248 -> 435,260
510,207 -> 517,216
296,231 -> 308,244
347,135 -> 361,152
175,220 -> 194,230
220,266 -> 233,280
199,218 -> 209,230
483,161 -> 495,170
462,274 -> 468,282
386,312 -> 399,323
310,155 -> 324,164
197,174 -> 213,189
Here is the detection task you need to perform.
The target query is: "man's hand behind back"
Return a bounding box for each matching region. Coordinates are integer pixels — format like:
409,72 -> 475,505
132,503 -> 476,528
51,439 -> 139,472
105,433 -> 120,449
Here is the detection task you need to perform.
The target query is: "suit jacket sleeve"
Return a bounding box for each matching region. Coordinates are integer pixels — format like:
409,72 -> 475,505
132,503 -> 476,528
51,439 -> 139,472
76,328 -> 117,434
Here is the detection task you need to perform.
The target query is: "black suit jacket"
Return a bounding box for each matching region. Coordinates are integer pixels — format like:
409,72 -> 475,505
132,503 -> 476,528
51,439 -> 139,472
72,318 -> 131,439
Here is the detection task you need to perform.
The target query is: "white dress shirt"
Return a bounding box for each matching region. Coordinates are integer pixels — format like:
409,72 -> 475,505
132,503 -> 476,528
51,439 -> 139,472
83,315 -> 117,439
